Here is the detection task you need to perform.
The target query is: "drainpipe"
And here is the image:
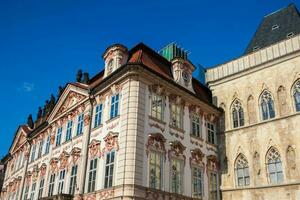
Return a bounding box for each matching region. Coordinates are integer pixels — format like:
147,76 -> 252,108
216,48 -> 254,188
79,90 -> 94,197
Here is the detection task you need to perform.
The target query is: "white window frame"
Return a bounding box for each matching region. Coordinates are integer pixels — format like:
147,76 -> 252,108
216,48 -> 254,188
192,166 -> 203,198
110,94 -> 120,119
29,182 -> 36,200
170,103 -> 183,129
48,174 -> 55,196
94,104 -> 103,128
170,158 -> 183,194
69,165 -> 78,195
87,158 -> 97,192
150,94 -> 164,121
45,135 -> 50,154
104,150 -> 115,188
56,127 -> 62,146
76,113 -> 84,135
65,120 -> 73,141
58,169 -> 66,194
38,178 -> 44,199
191,114 -> 201,138
149,151 -> 163,190
207,122 -> 216,144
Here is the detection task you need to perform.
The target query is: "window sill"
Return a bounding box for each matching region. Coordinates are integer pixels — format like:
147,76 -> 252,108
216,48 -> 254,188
92,124 -> 103,131
169,125 -> 184,133
190,134 -> 203,141
149,115 -> 166,125
106,115 -> 120,124
206,142 -> 217,148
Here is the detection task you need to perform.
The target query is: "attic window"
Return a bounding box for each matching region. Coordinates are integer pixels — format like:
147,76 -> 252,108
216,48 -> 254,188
287,32 -> 294,38
272,24 -> 279,30
253,46 -> 260,51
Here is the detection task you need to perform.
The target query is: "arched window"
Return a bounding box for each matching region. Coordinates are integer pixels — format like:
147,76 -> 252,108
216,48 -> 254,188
235,154 -> 250,187
266,147 -> 284,184
231,100 -> 244,128
260,90 -> 275,120
293,80 -> 300,112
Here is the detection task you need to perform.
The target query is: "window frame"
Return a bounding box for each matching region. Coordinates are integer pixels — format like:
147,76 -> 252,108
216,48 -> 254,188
65,120 -> 73,141
170,158 -> 183,194
234,154 -> 250,187
87,158 -> 97,193
231,100 -> 245,128
58,169 -> 66,194
38,178 -> 44,199
191,114 -> 201,138
76,113 -> 84,136
37,140 -> 44,159
56,127 -> 63,146
69,165 -> 78,195
30,144 -> 36,162
94,103 -> 103,128
48,173 -> 55,197
110,94 -> 120,119
266,147 -> 284,184
149,151 -> 163,190
150,93 -> 164,121
45,135 -> 50,155
260,90 -> 276,120
192,166 -> 203,198
29,182 -> 36,200
207,122 -> 216,144
104,150 -> 116,189
170,103 -> 183,129
209,172 -> 218,200
293,80 -> 300,112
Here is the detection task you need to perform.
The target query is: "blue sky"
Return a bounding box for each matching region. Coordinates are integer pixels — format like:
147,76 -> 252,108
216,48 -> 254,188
0,0 -> 299,158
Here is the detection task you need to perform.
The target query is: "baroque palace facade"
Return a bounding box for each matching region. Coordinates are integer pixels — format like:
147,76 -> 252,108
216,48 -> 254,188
206,4 -> 300,200
0,43 -> 221,200
2,3 -> 300,200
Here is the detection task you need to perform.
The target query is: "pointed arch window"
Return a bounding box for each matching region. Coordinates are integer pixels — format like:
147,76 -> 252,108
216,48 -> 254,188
293,80 -> 300,112
231,100 -> 244,128
260,90 -> 275,120
266,147 -> 283,184
235,154 -> 250,187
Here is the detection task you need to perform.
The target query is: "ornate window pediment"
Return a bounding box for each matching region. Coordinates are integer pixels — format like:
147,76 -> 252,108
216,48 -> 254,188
146,133 -> 167,156
207,155 -> 218,171
168,141 -> 186,165
190,148 -> 204,166
70,147 -> 82,164
102,132 -> 119,154
59,151 -> 70,170
89,139 -> 101,159
39,163 -> 47,177
50,157 -> 59,173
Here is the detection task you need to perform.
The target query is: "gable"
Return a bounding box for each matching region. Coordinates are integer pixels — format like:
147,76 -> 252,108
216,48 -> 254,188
47,83 -> 89,122
9,126 -> 30,154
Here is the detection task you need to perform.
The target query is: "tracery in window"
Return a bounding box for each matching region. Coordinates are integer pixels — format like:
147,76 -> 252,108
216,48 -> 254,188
260,90 -> 275,120
235,154 -> 250,187
231,100 -> 244,128
293,79 -> 300,112
266,147 -> 283,184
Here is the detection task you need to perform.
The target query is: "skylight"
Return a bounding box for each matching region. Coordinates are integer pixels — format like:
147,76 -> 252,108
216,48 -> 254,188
272,24 -> 279,30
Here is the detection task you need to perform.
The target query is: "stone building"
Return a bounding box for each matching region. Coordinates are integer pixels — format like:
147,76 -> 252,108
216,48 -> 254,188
1,43 -> 221,200
206,4 -> 300,200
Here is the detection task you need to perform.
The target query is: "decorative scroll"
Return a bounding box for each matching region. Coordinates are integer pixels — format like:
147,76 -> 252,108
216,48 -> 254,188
168,141 -> 186,165
102,132 -> 119,156
50,157 -> 59,173
148,84 -> 165,95
190,148 -> 204,166
71,147 -> 82,164
59,151 -> 70,170
206,155 -> 218,171
89,139 -> 101,159
146,133 -> 167,156
39,163 -> 47,177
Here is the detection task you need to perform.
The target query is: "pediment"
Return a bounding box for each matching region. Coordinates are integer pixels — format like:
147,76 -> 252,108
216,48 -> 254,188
48,84 -> 88,122
9,126 -> 30,154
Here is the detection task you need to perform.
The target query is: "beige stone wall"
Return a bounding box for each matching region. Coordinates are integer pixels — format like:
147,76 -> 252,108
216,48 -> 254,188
208,41 -> 300,199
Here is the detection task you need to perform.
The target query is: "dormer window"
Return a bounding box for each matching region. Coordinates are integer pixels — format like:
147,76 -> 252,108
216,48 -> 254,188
103,44 -> 128,78
272,24 -> 279,30
287,32 -> 294,38
182,71 -> 190,86
253,46 -> 260,51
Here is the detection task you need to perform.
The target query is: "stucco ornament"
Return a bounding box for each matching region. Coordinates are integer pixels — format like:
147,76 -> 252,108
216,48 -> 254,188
146,133 -> 167,157
102,132 -> 119,156
50,158 -> 59,173
168,141 -> 186,165
71,147 -> 82,164
190,148 -> 205,166
39,163 -> 47,177
59,151 -> 70,170
89,139 -> 101,159
206,155 -> 218,172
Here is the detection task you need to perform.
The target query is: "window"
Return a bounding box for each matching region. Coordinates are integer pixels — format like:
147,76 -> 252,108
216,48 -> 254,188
107,59 -> 114,74
272,24 -> 279,30
76,114 -> 84,135
287,32 -> 294,38
48,174 -> 55,196
192,115 -> 201,137
37,140 -> 44,159
94,104 -> 103,128
253,46 -> 260,51
56,127 -> 62,146
149,151 -> 163,190
29,182 -> 36,200
260,90 -> 275,120
209,172 -> 218,200
38,178 -> 44,199
232,100 -> 244,128
235,154 -> 250,187
171,159 -> 182,194
207,122 -> 216,144
66,120 -> 73,141
293,80 -> 300,112
104,151 -> 115,188
266,147 -> 284,184
45,136 -> 50,154
30,144 -> 36,162
69,165 -> 78,195
150,94 -> 164,121
88,159 -> 97,192
23,185 -> 29,200
58,170 -> 66,194
110,94 -> 119,119
170,103 -> 183,129
192,167 -> 203,198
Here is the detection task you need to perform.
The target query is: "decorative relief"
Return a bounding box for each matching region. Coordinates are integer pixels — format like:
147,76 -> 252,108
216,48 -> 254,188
89,139 -> 101,159
168,141 -> 186,165
84,194 -> 96,200
188,105 -> 203,116
149,84 -> 165,95
95,95 -> 105,105
206,155 -> 218,172
107,121 -> 119,130
169,129 -> 184,140
32,165 -> 39,182
149,121 -> 165,132
25,171 -> 32,185
102,132 -> 119,156
50,158 -> 59,173
146,133 -> 167,156
169,94 -> 185,106
84,114 -> 91,126
99,189 -> 114,199
190,136 -> 203,148
71,147 -> 82,164
57,92 -> 86,116
59,151 -> 70,170
109,84 -> 122,96
39,163 -> 47,177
